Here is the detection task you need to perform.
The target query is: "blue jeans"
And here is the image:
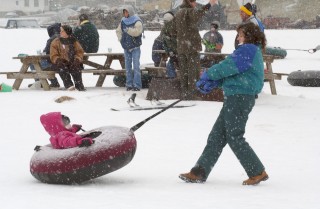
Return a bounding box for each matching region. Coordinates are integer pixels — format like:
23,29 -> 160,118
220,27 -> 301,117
40,59 -> 52,70
124,47 -> 142,89
166,58 -> 177,78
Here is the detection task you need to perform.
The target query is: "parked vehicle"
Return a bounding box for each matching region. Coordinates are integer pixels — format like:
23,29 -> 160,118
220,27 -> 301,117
0,18 -> 40,29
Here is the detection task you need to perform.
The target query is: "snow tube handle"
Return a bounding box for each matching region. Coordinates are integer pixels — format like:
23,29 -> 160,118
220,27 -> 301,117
34,145 -> 41,152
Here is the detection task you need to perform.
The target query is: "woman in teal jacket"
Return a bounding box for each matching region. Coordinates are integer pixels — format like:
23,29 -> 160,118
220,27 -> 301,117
180,22 -> 268,185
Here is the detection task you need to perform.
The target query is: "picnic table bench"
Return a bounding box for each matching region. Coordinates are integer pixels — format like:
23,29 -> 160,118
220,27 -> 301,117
0,53 -> 126,90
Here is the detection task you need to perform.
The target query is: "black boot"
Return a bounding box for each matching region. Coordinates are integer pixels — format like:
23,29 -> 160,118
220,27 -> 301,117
59,72 -> 74,89
71,72 -> 86,91
49,78 -> 60,88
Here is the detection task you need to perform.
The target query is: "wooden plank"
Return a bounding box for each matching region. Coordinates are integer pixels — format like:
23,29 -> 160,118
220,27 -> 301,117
6,72 -> 56,79
264,73 -> 282,80
0,72 -> 17,74
82,69 -> 126,74
274,72 -> 289,76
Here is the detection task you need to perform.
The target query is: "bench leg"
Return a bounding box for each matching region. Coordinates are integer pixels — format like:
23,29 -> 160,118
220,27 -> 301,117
266,62 -> 277,95
12,79 -> 23,90
39,79 -> 50,91
96,74 -> 107,87
12,62 -> 30,90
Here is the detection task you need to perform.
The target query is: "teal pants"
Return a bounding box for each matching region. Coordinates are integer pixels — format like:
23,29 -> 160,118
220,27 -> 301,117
195,94 -> 265,179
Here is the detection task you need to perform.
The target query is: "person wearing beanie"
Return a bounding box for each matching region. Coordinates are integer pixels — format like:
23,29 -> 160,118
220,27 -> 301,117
79,14 -> 88,22
160,11 -> 178,78
240,3 -> 264,31
236,3 -> 265,98
174,0 -> 217,100
73,13 -> 100,53
50,24 -> 86,91
116,5 -> 143,91
235,3 -> 264,49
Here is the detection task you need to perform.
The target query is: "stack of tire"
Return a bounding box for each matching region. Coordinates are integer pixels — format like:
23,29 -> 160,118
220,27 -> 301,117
113,74 -> 153,89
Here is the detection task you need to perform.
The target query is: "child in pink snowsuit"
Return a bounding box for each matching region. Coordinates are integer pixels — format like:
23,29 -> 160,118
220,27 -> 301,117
40,112 -> 93,149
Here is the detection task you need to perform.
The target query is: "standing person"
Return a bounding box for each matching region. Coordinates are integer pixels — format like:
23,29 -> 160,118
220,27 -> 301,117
179,22 -> 269,185
235,2 -> 264,48
161,11 -> 178,78
50,25 -> 86,91
201,21 -> 224,67
73,14 -> 100,53
202,21 -> 223,53
174,0 -> 215,100
116,5 -> 143,91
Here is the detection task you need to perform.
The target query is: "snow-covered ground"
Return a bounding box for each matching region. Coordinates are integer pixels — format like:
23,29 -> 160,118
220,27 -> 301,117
0,28 -> 319,209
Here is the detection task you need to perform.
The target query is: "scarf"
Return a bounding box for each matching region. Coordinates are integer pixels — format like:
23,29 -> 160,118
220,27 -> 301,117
59,36 -> 76,62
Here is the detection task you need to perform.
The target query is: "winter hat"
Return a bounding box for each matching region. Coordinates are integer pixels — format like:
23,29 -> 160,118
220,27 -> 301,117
61,25 -> 72,36
163,12 -> 174,22
211,21 -> 220,29
79,13 -> 89,22
182,0 -> 195,8
240,3 -> 253,16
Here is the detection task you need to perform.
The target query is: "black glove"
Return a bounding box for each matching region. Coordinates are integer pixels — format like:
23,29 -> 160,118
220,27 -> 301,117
72,124 -> 82,133
169,52 -> 179,65
73,59 -> 82,69
56,58 -> 68,69
79,138 -> 93,147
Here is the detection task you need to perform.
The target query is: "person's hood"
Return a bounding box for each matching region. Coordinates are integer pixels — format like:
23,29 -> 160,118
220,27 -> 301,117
121,5 -> 142,26
180,0 -> 193,9
40,112 -> 68,136
122,5 -> 135,17
47,23 -> 61,38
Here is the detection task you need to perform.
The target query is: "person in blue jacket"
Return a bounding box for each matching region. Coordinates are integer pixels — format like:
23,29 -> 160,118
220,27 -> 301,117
179,22 -> 269,186
116,5 -> 143,91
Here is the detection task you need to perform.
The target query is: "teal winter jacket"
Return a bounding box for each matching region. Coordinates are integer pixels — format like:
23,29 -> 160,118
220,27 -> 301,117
206,44 -> 264,96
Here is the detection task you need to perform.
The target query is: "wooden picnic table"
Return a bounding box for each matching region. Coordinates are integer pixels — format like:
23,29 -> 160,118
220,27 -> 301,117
0,53 -> 125,90
152,50 -> 286,95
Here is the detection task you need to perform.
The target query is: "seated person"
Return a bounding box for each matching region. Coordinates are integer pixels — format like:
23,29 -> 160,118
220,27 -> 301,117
40,23 -> 62,88
161,12 -> 178,78
26,23 -> 62,89
152,35 -> 164,67
40,112 -> 93,149
50,25 -> 86,91
73,14 -> 100,53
